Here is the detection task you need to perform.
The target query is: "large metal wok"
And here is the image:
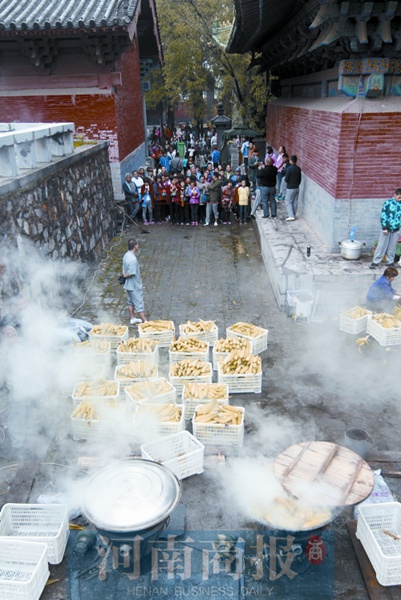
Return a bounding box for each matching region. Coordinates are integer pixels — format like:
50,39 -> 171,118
253,441 -> 374,533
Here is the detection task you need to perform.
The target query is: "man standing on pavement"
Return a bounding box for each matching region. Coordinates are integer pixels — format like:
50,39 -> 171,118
284,155 -> 302,221
248,149 -> 260,194
256,158 -> 277,219
122,239 -> 146,325
204,172 -> 222,226
241,138 -> 250,173
122,174 -> 140,222
370,189 -> 401,269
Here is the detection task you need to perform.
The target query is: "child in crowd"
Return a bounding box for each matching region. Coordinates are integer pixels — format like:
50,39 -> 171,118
141,178 -> 154,225
189,180 -> 200,225
237,178 -> 250,225
221,181 -> 234,224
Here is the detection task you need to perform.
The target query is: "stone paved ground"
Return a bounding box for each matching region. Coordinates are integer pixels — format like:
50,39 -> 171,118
2,219 -> 400,599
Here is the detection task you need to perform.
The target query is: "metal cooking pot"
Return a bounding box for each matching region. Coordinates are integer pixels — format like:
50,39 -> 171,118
338,239 -> 365,260
81,459 -> 181,572
82,458 -> 181,536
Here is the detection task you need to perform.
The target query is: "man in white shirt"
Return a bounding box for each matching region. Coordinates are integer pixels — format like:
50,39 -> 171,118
122,239 -> 146,325
132,170 -> 144,190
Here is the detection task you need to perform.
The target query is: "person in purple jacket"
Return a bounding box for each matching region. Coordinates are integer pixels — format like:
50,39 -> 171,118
189,180 -> 200,225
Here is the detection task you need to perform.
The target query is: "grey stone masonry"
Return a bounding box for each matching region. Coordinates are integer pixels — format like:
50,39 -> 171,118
0,142 -> 116,261
299,173 -> 385,252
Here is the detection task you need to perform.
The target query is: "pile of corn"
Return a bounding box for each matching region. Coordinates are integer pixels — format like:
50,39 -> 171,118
372,313 -> 401,328
183,383 -> 227,401
137,404 -> 182,422
118,338 -> 158,353
214,338 -> 251,353
72,399 -> 123,420
194,402 -> 243,425
181,320 -> 216,333
116,361 -> 157,379
126,379 -> 173,400
392,306 -> 401,321
73,340 -> 110,353
170,359 -> 211,377
139,320 -> 174,332
74,380 -> 118,397
91,323 -> 127,336
342,306 -> 370,319
229,322 -> 265,338
170,337 -> 208,352
219,351 -> 261,375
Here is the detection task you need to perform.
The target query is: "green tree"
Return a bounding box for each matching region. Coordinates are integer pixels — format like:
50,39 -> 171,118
151,0 -> 269,132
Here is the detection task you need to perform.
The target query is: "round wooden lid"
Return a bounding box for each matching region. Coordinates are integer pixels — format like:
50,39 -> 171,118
274,441 -> 374,507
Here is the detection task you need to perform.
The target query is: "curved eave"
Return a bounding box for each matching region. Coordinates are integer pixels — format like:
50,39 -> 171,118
227,0 -> 300,54
0,0 -> 139,32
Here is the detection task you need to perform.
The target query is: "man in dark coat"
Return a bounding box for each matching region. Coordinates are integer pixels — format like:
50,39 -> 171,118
284,155 -> 302,221
256,158 -> 277,219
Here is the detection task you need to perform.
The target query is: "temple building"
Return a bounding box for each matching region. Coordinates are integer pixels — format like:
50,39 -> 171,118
0,0 -> 161,195
227,0 -> 401,251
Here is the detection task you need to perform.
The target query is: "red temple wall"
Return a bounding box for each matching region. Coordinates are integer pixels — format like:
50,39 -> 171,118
0,41 -> 145,163
114,42 -> 144,162
267,102 -> 401,200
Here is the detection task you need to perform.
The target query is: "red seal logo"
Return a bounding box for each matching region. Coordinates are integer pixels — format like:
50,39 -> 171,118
305,535 -> 326,565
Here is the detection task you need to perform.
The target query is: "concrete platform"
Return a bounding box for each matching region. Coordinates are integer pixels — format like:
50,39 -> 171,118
252,200 -> 384,318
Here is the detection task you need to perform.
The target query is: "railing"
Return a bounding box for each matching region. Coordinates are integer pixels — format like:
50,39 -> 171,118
0,122 -> 74,178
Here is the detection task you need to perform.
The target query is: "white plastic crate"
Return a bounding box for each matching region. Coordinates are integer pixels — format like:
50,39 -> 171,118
169,347 -> 209,364
135,404 -> 185,435
71,413 -> 100,441
192,407 -> 245,447
116,342 -> 159,365
141,431 -> 204,479
71,340 -> 112,364
125,377 -> 176,406
217,366 -> 262,394
71,380 -> 120,407
212,339 -> 252,370
366,316 -> 401,346
179,323 -> 218,345
0,504 -> 69,565
114,362 -> 158,393
0,539 -> 49,600
138,321 -> 175,347
340,311 -> 371,335
71,400 -> 127,441
226,325 -> 268,355
356,502 -> 401,586
169,362 -> 212,395
89,326 -> 129,350
181,383 -> 229,420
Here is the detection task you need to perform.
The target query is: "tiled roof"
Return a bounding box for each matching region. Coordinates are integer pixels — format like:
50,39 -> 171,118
0,0 -> 139,31
227,0 -> 299,53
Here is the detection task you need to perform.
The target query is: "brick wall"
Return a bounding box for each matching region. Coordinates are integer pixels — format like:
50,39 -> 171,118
0,94 -> 119,161
267,102 -> 401,200
0,42 -> 145,165
114,42 -> 145,162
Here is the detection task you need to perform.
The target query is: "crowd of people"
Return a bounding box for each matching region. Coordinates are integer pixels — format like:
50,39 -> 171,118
122,133 -> 302,227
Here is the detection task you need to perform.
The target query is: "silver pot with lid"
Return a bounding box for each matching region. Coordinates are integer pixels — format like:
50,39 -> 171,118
82,458 -> 181,564
338,239 -> 365,260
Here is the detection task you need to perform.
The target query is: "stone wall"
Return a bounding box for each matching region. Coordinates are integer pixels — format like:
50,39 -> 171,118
0,142 -> 116,261
297,174 -> 384,252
